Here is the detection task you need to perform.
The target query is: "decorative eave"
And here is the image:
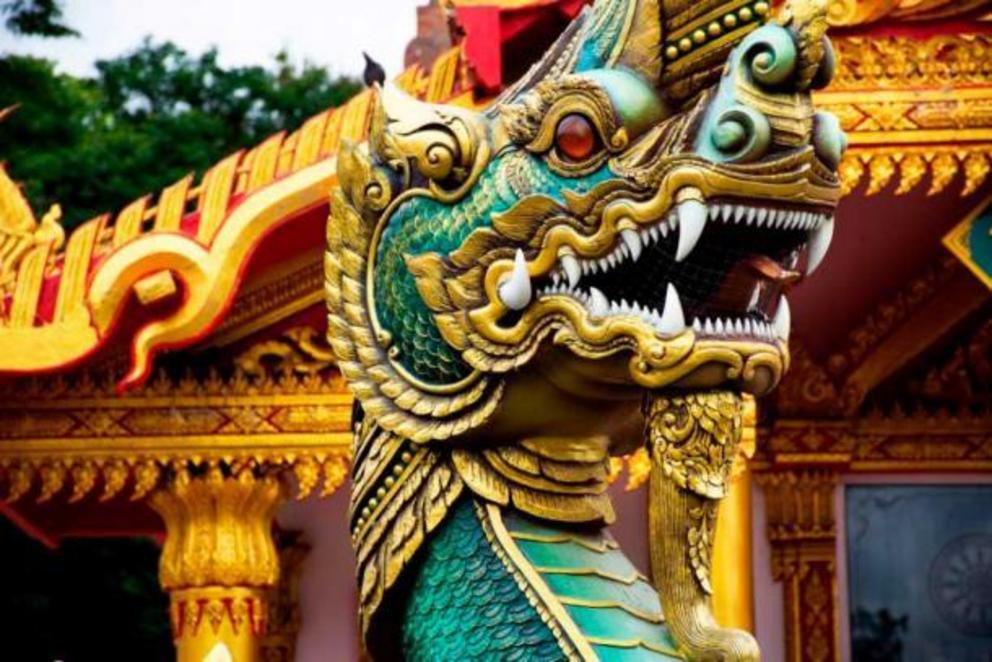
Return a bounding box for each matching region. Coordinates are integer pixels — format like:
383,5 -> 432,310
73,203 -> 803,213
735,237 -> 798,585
815,23 -> 992,198
0,46 -> 473,390
825,0 -> 992,26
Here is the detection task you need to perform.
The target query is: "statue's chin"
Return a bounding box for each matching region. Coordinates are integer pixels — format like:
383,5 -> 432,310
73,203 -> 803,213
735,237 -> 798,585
535,344 -> 780,399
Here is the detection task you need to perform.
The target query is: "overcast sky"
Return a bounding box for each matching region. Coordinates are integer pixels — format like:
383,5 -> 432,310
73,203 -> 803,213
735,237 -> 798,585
2,0 -> 421,79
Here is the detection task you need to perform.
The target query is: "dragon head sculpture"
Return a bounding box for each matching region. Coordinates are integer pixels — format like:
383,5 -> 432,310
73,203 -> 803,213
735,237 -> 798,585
327,0 -> 842,446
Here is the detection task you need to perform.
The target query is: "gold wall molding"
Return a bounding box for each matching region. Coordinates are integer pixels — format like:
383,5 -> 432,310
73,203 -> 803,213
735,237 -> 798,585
0,358 -> 353,503
837,145 -> 992,197
826,0 -> 992,27
816,33 -> 992,197
755,469 -> 840,662
828,34 -> 992,91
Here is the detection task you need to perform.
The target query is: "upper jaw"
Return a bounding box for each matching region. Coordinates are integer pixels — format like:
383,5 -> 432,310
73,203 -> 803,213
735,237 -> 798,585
498,182 -> 833,348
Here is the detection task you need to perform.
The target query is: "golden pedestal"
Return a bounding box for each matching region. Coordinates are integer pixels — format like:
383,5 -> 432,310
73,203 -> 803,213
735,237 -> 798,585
150,466 -> 285,662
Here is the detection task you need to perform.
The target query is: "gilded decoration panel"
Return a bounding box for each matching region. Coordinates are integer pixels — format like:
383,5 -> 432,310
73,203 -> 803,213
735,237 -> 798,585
817,33 -> 992,197
0,327 -> 354,504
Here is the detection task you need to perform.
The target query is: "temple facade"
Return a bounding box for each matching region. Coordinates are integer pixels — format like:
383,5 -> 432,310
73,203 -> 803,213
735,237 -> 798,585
0,1 -> 990,660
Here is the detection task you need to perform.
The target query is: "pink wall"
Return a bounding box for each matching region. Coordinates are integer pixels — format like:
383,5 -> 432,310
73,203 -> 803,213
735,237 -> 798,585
750,484 -> 785,662
277,490 -> 360,661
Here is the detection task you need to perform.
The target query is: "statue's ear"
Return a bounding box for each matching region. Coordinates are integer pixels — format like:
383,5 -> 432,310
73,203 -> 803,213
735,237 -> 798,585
368,84 -> 490,203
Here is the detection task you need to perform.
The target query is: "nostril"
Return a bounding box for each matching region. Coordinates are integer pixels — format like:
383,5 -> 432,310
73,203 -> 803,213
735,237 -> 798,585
812,111 -> 846,171
810,37 -> 836,91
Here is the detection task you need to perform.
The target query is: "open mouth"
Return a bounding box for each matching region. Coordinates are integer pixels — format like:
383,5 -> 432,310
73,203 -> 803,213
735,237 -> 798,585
531,193 -> 835,343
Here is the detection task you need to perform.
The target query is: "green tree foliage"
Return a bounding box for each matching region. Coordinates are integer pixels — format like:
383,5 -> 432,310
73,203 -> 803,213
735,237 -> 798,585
0,517 -> 173,661
0,41 -> 361,229
1,0 -> 77,37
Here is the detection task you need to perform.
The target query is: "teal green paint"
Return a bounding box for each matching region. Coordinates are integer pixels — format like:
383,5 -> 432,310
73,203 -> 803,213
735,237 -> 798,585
693,24 -> 796,163
374,152 -> 613,386
575,0 -> 631,72
583,69 -> 668,139
593,644 -> 683,662
812,111 -> 847,171
401,499 -> 566,661
502,510 -> 683,661
968,207 -> 992,281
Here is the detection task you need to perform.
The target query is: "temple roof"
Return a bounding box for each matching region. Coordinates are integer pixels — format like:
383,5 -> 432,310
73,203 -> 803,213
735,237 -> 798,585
0,42 -> 474,389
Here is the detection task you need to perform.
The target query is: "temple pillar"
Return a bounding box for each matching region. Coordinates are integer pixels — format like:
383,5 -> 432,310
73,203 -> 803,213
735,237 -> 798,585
712,463 -> 754,632
712,394 -> 756,632
150,465 -> 286,662
756,469 -> 840,662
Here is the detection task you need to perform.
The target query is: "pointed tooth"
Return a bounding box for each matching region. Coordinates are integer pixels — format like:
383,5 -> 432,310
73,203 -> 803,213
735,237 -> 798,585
715,319 -> 725,334
746,208 -> 757,225
709,205 -> 721,220
734,319 -> 744,334
498,249 -> 532,310
692,318 -> 702,332
721,204 -> 733,222
648,226 -> 659,243
561,254 -> 581,288
704,319 -> 715,335
735,205 -> 747,223
744,319 -> 753,335
658,283 -> 686,336
773,296 -> 791,341
806,216 -> 834,275
756,208 -> 769,227
620,229 -> 643,261
599,258 -> 610,272
588,287 -> 609,317
747,285 -> 760,311
675,199 -> 707,262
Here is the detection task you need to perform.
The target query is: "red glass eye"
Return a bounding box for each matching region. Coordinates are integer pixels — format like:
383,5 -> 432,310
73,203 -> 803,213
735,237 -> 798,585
555,114 -> 597,161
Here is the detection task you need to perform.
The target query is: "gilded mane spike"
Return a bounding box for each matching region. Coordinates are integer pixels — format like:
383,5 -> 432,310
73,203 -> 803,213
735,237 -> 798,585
778,0 -> 831,90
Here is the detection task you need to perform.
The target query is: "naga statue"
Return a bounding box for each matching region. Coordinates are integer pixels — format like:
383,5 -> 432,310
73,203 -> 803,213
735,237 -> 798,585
325,0 -> 843,658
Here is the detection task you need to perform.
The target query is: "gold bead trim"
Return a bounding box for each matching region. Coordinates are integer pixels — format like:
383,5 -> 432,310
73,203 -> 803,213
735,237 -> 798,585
664,1 -> 770,64
351,446 -> 417,533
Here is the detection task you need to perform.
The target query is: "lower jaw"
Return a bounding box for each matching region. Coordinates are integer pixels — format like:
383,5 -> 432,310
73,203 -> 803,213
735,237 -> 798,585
546,328 -> 786,397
